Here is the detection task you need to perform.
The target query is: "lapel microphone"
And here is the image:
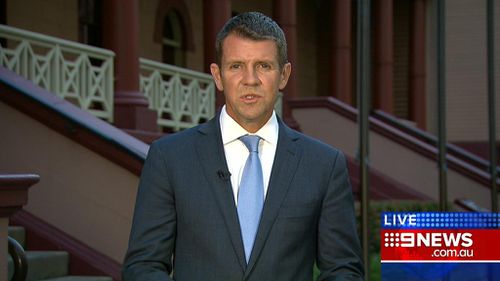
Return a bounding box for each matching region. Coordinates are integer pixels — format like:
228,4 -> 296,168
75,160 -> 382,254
217,169 -> 231,181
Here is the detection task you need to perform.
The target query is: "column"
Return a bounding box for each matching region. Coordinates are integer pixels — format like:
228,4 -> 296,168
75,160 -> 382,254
331,0 -> 353,105
0,174 -> 38,281
103,0 -> 157,131
373,0 -> 394,113
203,0 -> 231,109
274,0 -> 300,130
409,0 -> 426,129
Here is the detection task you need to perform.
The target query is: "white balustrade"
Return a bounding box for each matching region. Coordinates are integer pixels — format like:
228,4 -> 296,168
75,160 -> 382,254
0,24 -> 115,122
140,58 -> 215,131
0,24 -> 282,130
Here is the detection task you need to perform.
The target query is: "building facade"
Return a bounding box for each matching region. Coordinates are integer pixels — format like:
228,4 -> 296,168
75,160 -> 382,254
2,0 -> 499,147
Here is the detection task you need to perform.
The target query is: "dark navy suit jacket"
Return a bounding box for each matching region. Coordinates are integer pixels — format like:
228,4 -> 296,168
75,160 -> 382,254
122,115 -> 364,281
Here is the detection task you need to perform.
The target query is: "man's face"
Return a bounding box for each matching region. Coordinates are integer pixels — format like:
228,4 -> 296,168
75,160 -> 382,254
210,33 -> 291,133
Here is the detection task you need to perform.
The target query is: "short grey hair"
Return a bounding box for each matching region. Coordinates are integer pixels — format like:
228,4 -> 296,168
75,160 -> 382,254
215,12 -> 288,69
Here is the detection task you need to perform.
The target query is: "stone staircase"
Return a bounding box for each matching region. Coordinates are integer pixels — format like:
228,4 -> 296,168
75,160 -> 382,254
7,226 -> 112,281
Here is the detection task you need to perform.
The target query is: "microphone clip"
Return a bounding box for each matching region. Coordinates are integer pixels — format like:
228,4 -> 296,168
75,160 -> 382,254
217,170 -> 231,181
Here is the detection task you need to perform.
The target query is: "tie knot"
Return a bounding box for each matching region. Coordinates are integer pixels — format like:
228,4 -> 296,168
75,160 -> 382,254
239,135 -> 261,153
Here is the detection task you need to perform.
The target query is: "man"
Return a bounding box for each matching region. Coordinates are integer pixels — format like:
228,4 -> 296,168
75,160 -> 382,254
123,12 -> 364,281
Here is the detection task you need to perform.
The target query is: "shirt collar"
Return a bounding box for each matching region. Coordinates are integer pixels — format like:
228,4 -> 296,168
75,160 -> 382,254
220,105 -> 279,146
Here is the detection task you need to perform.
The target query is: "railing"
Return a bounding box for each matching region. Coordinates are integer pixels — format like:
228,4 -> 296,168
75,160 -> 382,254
139,58 -> 215,131
290,97 -> 499,190
373,110 -> 500,178
139,58 -> 284,132
0,24 -> 283,131
8,236 -> 28,281
0,24 -> 115,122
455,198 -> 489,212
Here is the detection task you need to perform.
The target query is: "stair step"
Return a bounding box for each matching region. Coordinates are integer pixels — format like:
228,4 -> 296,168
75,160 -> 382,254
8,251 -> 69,281
41,277 -> 113,281
6,226 -> 112,281
27,251 -> 69,281
8,226 -> 26,248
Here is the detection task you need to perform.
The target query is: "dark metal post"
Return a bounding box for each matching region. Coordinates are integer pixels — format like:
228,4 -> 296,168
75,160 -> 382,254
487,0 -> 498,212
357,0 -> 371,279
437,0 -> 448,211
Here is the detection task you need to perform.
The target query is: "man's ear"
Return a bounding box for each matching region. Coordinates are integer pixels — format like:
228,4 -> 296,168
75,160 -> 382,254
210,63 -> 224,91
279,62 -> 292,90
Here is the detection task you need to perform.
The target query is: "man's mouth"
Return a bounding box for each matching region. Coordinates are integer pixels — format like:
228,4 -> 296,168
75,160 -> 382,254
243,94 -> 258,100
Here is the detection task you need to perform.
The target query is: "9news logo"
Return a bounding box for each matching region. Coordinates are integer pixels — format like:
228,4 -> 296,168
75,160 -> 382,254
383,231 -> 473,248
380,212 -> 500,262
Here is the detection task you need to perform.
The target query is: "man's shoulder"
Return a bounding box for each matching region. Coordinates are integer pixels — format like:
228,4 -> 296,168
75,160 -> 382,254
285,129 -> 349,176
286,126 -> 342,157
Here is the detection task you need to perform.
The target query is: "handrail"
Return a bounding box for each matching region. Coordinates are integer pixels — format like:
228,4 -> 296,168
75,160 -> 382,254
139,58 -> 215,131
0,24 -> 115,122
0,67 -> 148,175
0,25 -> 114,58
0,174 -> 40,187
454,198 -> 489,212
289,97 -> 500,188
373,110 -> 500,177
8,236 -> 28,281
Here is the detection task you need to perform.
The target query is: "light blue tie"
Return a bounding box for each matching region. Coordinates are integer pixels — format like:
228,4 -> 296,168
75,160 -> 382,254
238,135 -> 264,263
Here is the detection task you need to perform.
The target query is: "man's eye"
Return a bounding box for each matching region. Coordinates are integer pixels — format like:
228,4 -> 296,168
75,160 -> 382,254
229,64 -> 241,69
259,63 -> 271,70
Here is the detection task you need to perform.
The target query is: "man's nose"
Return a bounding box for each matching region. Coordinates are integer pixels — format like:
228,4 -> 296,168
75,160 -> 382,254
241,67 -> 260,85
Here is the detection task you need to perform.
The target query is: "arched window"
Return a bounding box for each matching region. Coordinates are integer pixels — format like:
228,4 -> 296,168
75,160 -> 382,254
154,0 -> 194,67
162,10 -> 185,67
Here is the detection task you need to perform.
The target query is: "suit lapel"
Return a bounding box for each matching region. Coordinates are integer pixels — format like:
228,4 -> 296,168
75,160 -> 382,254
244,120 -> 302,276
195,116 -> 247,271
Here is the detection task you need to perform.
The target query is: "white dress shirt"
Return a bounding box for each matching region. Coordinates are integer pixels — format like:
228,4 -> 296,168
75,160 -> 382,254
219,106 -> 279,205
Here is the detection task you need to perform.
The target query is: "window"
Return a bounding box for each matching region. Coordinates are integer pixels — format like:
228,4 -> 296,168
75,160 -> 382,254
162,10 -> 185,67
78,0 -> 102,47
